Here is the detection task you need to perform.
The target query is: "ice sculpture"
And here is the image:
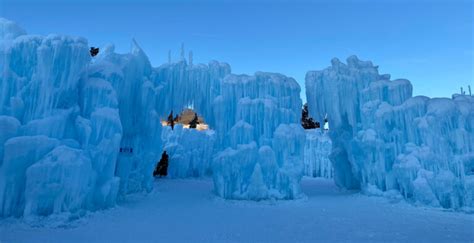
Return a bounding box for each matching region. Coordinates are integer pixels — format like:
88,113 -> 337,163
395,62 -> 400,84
306,56 -> 474,209
304,129 -> 333,178
0,19 -> 305,219
211,73 -> 304,200
0,19 -> 162,217
161,125 -> 215,178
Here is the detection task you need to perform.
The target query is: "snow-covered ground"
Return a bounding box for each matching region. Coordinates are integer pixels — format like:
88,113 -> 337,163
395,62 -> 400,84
1,177 -> 472,243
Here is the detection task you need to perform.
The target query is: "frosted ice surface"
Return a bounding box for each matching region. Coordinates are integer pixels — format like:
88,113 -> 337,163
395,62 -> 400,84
1,18 -> 470,221
211,73 -> 304,200
306,55 -> 474,209
0,19 -> 305,219
0,18 -> 26,41
161,125 -> 215,178
304,129 -> 333,178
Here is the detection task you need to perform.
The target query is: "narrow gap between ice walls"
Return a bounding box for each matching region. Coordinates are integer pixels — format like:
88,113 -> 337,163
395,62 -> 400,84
301,102 -> 333,179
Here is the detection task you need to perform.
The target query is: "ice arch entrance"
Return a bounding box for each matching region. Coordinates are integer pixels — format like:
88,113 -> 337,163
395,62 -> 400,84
153,60 -> 231,130
161,108 -> 210,131
160,107 -> 216,178
145,60 -> 230,178
153,60 -> 306,200
154,65 -> 305,199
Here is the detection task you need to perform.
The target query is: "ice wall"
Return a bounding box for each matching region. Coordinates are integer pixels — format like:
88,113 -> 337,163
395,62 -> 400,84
212,73 -> 305,200
152,60 -> 230,128
0,19 -> 307,220
304,129 -> 333,178
306,56 -> 474,209
0,19 -> 163,218
161,125 -> 215,178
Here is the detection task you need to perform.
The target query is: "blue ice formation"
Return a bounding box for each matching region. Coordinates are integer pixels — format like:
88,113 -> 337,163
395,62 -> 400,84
304,129 -> 333,178
212,73 -> 304,199
0,17 -> 472,221
162,125 -> 215,178
0,20 -> 163,218
306,56 -> 474,209
0,19 -> 305,219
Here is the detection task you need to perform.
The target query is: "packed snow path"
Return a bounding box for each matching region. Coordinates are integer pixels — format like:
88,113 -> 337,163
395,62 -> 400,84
1,177 -> 473,243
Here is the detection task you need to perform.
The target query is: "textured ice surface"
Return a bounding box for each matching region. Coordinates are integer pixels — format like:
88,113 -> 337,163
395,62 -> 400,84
0,19 -> 305,219
0,18 -> 26,41
161,125 -> 215,178
306,56 -> 474,209
0,21 -> 160,218
1,17 -> 470,222
211,73 -> 304,200
304,129 -> 333,178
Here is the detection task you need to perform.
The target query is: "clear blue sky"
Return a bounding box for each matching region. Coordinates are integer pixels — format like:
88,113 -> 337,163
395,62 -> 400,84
1,0 -> 473,101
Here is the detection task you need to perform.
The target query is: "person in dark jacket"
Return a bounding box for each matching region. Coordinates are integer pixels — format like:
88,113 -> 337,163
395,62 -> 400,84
189,113 -> 199,129
153,151 -> 169,177
167,111 -> 175,130
90,47 -> 99,57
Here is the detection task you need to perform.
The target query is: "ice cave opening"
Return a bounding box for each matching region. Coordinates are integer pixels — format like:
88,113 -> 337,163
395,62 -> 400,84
161,108 -> 210,131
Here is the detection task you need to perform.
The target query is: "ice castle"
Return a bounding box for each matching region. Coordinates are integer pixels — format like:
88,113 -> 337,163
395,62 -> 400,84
0,18 -> 472,219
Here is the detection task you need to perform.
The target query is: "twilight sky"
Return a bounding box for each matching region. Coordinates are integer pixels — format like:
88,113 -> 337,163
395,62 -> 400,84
1,0 -> 472,101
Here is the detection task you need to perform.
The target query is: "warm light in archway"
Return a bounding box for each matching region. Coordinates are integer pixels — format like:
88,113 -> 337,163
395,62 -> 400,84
160,120 -> 209,131
161,108 -> 209,131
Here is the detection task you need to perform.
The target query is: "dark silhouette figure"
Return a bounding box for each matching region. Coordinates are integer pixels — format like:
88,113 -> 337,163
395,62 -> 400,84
167,111 -> 175,130
301,103 -> 319,129
153,151 -> 169,177
90,47 -> 99,57
189,113 -> 199,129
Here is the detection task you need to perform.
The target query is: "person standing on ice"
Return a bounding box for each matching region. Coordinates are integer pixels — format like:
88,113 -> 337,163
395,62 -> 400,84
167,111 -> 175,130
323,113 -> 330,130
189,113 -> 199,129
90,47 -> 99,57
153,151 -> 169,177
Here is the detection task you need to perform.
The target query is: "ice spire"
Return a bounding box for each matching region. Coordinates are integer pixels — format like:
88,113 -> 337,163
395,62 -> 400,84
189,51 -> 193,66
469,85 -> 472,96
180,43 -> 185,60
0,18 -> 27,40
130,38 -> 143,55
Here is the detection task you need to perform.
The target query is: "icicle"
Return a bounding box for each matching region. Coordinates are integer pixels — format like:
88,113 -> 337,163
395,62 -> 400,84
168,50 -> 171,63
189,51 -> 193,66
180,43 -> 185,60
